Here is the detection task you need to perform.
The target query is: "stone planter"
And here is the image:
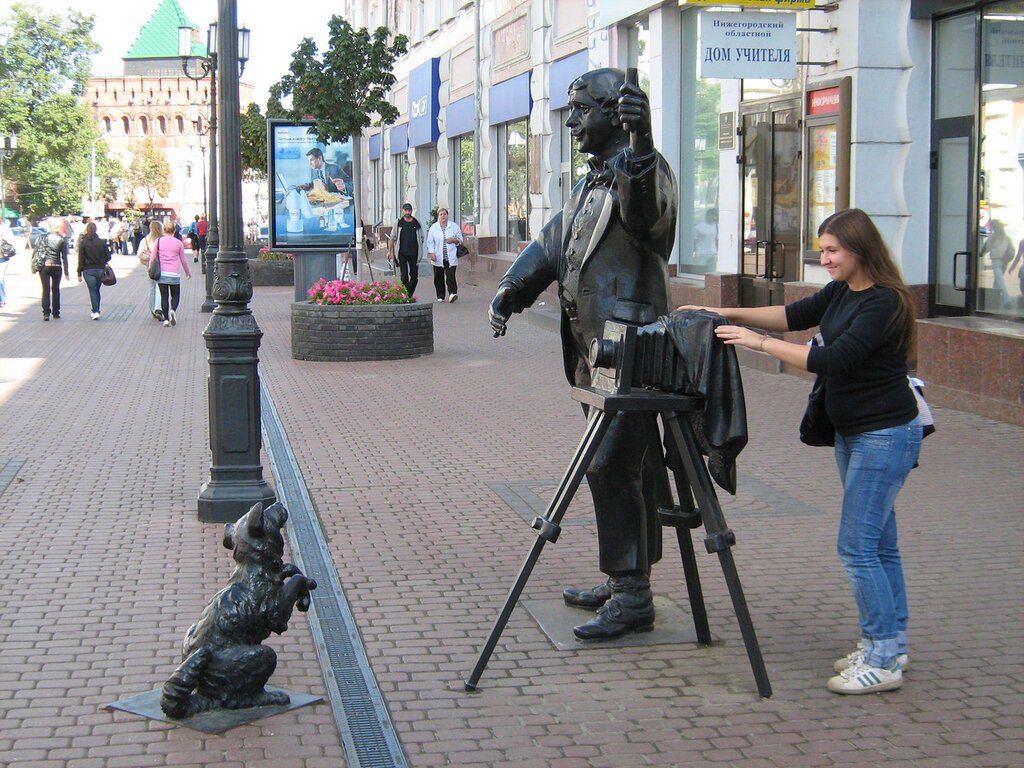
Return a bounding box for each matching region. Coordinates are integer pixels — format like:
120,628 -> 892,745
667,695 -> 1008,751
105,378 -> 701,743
291,300 -> 433,361
248,258 -> 294,287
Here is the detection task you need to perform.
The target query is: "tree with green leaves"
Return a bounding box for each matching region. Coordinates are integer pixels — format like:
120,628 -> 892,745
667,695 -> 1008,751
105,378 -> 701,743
269,18 -> 408,145
127,139 -> 172,216
0,3 -> 103,218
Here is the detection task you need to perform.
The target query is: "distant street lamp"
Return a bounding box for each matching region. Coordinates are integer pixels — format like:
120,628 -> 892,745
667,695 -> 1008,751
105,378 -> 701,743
196,1 -> 272,523
179,21 -> 249,313
89,135 -> 103,218
0,135 -> 16,224
0,24 -> 15,222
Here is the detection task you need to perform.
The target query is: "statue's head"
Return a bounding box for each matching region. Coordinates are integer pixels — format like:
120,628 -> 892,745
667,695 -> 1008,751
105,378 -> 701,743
565,68 -> 627,156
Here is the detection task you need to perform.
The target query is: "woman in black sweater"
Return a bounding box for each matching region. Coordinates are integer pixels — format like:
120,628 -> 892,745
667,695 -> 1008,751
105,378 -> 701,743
683,208 -> 922,695
77,221 -> 111,319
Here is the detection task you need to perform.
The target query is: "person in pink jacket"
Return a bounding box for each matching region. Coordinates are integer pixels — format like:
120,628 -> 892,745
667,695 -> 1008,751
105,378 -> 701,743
148,220 -> 192,327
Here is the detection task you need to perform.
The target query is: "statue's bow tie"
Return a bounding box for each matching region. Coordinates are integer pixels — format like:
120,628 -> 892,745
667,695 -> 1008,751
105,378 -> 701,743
585,167 -> 614,188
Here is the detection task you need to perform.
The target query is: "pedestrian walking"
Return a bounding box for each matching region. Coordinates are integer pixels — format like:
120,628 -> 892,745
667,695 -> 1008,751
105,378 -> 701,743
389,203 -> 424,299
426,206 -> 463,303
32,217 -> 69,321
196,214 -> 208,258
76,221 -> 112,320
148,220 -> 191,327
0,217 -> 18,309
137,220 -> 165,321
682,207 -> 922,695
187,215 -> 200,262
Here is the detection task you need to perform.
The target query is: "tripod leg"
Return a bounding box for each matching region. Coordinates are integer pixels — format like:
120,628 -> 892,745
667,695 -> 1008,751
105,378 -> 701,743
660,415 -> 711,644
663,412 -> 772,698
465,408 -> 614,691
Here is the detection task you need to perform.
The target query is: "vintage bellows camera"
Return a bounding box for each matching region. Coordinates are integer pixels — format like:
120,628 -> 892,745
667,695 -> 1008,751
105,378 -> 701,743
589,319 -> 689,395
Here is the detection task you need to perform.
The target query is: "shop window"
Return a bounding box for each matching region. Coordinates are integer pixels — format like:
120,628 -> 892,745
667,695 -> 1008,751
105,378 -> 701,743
978,4 -> 1024,317
452,134 -> 475,234
498,119 -> 529,253
393,152 -> 409,217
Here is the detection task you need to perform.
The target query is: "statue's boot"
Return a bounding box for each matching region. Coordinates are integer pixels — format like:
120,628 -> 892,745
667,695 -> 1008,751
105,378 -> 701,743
562,579 -> 611,609
572,573 -> 654,640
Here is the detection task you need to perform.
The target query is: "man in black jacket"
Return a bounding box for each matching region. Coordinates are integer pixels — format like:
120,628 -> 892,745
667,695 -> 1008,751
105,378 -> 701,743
489,68 -> 678,640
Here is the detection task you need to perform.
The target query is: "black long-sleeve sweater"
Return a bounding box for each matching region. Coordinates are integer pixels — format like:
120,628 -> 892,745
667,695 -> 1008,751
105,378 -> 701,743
786,281 -> 917,435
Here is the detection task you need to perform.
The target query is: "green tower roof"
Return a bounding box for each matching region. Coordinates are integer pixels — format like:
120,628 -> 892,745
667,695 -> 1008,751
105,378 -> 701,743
124,0 -> 207,60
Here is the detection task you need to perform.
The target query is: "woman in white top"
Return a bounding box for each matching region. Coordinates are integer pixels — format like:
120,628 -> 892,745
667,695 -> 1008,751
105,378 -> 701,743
136,220 -> 165,321
425,207 -> 464,302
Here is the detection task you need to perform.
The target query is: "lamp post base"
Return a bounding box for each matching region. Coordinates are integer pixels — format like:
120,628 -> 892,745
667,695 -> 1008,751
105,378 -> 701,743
197,478 -> 276,523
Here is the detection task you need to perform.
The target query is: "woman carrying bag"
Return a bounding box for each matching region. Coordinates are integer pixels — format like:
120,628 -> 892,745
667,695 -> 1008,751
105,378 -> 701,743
681,208 -> 922,695
76,221 -> 112,320
148,220 -> 191,327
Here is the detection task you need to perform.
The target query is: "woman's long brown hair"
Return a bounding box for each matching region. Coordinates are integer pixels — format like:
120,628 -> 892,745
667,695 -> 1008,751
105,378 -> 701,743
818,208 -> 917,359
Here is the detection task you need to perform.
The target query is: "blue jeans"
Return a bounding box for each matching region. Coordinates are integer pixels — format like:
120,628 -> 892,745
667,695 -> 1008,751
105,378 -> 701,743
82,268 -> 103,313
0,257 -> 9,303
834,416 -> 922,668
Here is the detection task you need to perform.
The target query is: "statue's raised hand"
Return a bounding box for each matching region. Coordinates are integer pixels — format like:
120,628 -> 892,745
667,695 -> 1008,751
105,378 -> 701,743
618,67 -> 653,157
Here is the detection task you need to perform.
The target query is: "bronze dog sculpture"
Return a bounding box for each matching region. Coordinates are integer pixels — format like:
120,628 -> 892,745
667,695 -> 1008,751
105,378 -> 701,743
160,502 -> 316,719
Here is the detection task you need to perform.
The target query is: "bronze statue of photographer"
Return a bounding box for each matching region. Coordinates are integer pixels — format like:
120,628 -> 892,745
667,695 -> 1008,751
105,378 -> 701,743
489,68 -> 678,641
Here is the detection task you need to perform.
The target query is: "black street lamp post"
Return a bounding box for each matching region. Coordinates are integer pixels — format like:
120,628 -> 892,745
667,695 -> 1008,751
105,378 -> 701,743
196,0 -> 272,523
178,23 -> 222,313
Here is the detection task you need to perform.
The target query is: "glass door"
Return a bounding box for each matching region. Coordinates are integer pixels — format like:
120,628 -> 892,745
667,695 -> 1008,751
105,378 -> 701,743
930,117 -> 974,314
739,99 -> 801,307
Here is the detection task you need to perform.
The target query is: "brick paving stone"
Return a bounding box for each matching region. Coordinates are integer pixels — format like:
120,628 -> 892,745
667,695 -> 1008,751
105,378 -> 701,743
1,257 -> 1022,767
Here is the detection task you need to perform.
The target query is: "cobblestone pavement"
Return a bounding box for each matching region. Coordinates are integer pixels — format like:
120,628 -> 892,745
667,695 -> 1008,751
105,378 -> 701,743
1,252 -> 1021,768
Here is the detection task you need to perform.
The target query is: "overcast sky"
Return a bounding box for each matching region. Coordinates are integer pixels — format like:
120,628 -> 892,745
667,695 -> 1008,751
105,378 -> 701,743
4,0 -> 339,106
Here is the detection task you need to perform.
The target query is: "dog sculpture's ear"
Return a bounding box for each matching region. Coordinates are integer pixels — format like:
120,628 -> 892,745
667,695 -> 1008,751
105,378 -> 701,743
223,523 -> 235,549
246,502 -> 265,538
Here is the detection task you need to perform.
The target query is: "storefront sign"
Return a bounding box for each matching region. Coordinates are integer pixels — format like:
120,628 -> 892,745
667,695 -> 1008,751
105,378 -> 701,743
409,58 -> 441,148
808,86 -> 840,115
719,112 -> 735,149
984,20 -> 1024,86
700,11 -> 797,80
494,15 -> 529,66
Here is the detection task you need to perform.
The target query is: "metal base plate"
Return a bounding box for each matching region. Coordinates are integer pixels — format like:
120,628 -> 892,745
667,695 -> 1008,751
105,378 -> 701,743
522,596 -> 712,651
106,686 -> 322,733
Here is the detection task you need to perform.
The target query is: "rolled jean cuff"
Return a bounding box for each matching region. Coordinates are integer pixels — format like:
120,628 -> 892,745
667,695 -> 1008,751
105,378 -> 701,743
862,636 -> 900,668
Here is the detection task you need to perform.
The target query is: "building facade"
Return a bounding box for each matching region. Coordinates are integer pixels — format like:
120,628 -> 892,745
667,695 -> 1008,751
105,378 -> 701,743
82,0 -> 255,227
335,0 -> 1024,423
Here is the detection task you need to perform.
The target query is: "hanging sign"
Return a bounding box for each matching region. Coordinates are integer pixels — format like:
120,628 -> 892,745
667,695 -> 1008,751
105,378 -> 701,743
699,11 -> 798,80
684,1 -> 815,7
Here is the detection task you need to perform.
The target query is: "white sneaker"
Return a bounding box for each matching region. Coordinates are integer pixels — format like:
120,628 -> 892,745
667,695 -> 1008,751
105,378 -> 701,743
833,643 -> 909,673
448,293 -> 458,303
163,320 -> 170,327
827,659 -> 903,694
169,309 -> 176,326
90,312 -> 99,320
436,298 -> 444,302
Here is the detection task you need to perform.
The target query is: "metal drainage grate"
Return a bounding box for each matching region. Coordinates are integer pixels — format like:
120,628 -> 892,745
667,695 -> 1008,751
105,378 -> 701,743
260,379 -> 407,768
0,458 -> 26,499
100,304 -> 137,322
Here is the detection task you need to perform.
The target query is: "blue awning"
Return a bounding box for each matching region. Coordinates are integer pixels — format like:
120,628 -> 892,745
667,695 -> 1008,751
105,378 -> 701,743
489,71 -> 532,125
549,50 -> 590,110
389,123 -> 409,155
446,95 -> 475,137
368,133 -> 381,160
